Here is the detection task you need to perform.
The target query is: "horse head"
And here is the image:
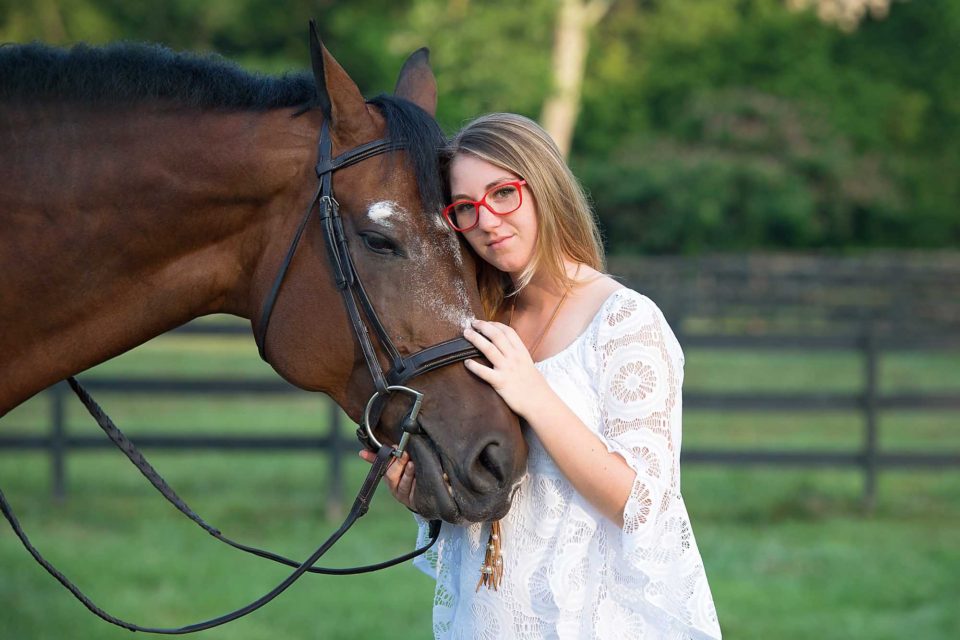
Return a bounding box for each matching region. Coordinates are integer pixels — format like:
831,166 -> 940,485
252,25 -> 526,523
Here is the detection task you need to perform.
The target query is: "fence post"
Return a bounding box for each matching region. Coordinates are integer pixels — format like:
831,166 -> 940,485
861,324 -> 879,512
50,381 -> 67,501
325,400 -> 344,520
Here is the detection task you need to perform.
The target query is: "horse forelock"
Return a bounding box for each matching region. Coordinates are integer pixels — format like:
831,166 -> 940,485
366,94 -> 446,217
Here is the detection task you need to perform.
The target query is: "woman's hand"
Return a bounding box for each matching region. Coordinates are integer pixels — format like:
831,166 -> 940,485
463,319 -> 552,418
358,449 -> 417,512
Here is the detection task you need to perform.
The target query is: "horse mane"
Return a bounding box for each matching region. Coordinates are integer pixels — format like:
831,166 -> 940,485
0,41 -> 446,211
0,41 -> 318,110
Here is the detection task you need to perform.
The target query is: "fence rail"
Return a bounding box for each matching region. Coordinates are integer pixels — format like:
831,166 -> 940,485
0,372 -> 350,516
4,253 -> 960,510
2,320 -> 957,512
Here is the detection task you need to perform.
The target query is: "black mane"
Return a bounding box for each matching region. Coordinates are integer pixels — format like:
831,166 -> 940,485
0,41 -> 317,110
0,42 -> 445,210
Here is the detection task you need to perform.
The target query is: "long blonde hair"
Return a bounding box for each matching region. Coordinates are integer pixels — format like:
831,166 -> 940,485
443,113 -> 604,319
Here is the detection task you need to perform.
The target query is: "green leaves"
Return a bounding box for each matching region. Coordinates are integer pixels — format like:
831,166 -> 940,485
2,0 -> 956,251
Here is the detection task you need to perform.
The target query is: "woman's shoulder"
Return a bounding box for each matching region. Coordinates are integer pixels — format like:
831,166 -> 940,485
553,267 -> 673,355
575,270 -> 624,312
575,271 -> 663,326
591,283 -> 684,367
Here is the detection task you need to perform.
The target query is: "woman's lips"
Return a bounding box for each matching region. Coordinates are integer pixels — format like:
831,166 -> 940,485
486,235 -> 513,249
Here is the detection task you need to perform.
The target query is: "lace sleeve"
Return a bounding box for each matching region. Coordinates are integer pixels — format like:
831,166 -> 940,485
412,513 -> 439,579
591,290 -> 684,547
591,291 -> 722,637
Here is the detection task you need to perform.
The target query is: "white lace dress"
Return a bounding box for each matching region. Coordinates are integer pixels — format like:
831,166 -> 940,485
414,289 -> 722,639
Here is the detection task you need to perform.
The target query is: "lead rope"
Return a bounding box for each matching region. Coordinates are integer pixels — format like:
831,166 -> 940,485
476,282 -> 572,591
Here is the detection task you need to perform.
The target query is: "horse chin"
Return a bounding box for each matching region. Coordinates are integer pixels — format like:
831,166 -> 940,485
407,437 -> 463,524
407,436 -> 510,525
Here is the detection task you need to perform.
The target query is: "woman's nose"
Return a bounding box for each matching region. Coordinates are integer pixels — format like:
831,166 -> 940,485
476,205 -> 502,231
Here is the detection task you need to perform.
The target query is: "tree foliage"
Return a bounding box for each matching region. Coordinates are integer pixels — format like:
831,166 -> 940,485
1,0 -> 956,253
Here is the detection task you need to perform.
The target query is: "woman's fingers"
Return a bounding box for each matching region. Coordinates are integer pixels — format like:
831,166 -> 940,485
469,319 -> 515,354
463,357 -> 496,384
463,324 -> 504,365
396,459 -> 415,502
384,452 -> 407,487
500,323 -> 527,351
359,449 -> 416,510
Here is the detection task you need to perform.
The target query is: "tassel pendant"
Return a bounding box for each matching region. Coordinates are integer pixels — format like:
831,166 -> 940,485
476,520 -> 504,591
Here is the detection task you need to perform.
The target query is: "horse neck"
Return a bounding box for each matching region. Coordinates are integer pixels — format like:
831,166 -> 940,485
0,104 -> 317,412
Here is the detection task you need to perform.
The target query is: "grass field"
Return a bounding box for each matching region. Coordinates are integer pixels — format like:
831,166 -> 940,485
2,322 -> 959,639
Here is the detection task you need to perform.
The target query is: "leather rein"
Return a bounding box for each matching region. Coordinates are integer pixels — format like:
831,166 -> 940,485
0,121 -> 481,634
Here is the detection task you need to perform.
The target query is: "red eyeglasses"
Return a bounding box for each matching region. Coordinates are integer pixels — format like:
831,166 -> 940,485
442,180 -> 527,232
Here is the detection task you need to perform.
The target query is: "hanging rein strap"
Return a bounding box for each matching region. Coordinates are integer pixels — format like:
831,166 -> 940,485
0,375 -> 442,634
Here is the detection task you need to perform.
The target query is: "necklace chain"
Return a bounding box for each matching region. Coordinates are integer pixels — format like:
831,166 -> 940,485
509,287 -> 570,360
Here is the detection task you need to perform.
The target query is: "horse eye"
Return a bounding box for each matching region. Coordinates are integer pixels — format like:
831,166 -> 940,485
360,231 -> 400,256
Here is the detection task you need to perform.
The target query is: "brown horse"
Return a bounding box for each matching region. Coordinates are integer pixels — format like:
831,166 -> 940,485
0,34 -> 525,524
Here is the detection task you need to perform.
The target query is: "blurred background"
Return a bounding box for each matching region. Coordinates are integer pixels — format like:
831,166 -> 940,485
1,0 -> 957,638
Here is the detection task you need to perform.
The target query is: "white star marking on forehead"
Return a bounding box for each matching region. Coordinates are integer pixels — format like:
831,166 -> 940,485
367,200 -> 403,228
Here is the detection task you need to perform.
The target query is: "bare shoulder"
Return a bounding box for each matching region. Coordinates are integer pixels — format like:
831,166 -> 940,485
567,267 -> 625,326
575,267 -> 625,308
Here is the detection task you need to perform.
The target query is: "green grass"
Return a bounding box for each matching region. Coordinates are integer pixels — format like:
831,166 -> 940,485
2,326 -> 959,639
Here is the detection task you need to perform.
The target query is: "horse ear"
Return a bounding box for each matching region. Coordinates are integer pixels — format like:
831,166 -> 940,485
394,48 -> 437,117
308,20 -> 373,142
308,20 -> 332,122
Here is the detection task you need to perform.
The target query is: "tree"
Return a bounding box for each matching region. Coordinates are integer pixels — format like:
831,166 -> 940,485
539,0 -> 612,158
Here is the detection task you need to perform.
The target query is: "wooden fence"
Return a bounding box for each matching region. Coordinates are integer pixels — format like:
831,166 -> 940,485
612,252 -> 960,508
2,252 -> 958,510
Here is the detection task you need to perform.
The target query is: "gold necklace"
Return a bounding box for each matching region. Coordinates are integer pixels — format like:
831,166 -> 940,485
508,287 -> 570,361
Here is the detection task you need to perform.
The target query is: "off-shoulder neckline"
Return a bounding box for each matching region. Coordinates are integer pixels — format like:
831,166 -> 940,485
534,287 -> 630,366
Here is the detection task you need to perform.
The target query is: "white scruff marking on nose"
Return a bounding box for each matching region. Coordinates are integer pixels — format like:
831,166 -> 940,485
411,222 -> 474,328
441,231 -> 474,327
368,200 -> 402,227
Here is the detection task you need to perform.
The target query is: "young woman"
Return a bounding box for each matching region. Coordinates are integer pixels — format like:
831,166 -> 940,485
361,113 -> 721,639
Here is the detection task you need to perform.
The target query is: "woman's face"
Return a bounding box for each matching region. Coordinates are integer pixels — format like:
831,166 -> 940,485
447,153 -> 538,278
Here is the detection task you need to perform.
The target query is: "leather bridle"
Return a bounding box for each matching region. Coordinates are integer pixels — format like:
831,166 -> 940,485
0,120 -> 483,634
256,120 -> 481,456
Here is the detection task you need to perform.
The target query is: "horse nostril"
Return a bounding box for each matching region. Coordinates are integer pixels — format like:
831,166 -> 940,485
471,440 -> 507,491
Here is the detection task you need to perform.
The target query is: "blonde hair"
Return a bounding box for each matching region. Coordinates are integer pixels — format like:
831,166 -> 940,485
443,113 -> 605,319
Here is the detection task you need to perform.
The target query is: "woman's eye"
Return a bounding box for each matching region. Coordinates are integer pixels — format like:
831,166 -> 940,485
360,232 -> 399,256
492,186 -> 516,199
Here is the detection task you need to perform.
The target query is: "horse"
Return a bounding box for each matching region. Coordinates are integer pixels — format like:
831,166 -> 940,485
0,29 -> 526,527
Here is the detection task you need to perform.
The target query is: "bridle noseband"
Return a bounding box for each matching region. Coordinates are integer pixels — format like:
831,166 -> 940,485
0,120 -> 483,634
256,121 -> 480,458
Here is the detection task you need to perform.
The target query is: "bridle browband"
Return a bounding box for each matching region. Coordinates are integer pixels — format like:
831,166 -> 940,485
0,120 -> 482,634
